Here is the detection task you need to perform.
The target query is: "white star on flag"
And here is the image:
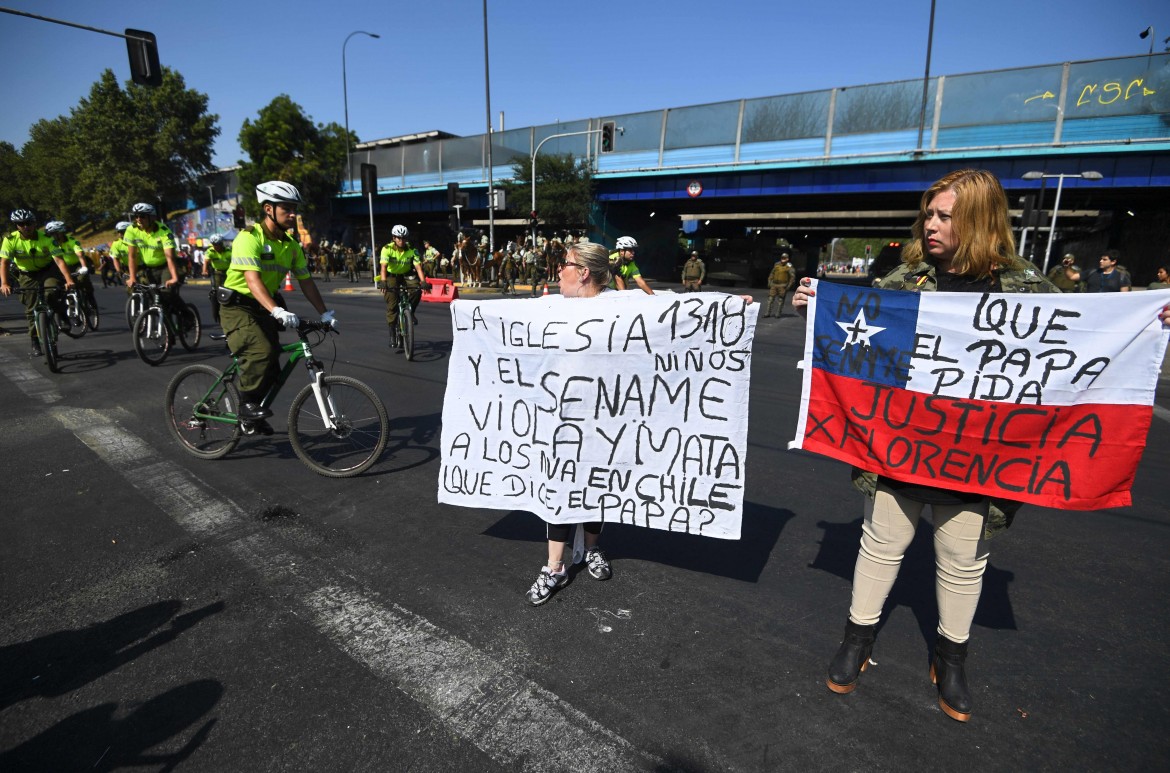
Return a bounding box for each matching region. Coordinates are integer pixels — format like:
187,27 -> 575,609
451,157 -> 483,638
836,309 -> 885,349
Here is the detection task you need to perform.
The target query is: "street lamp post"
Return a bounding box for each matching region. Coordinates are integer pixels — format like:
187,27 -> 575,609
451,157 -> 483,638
207,185 -> 218,235
529,128 -> 605,252
342,30 -> 380,192
1022,170 -> 1103,273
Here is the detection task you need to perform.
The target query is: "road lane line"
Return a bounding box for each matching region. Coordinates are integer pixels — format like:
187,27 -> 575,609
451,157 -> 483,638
47,406 -> 668,772
0,345 -> 62,403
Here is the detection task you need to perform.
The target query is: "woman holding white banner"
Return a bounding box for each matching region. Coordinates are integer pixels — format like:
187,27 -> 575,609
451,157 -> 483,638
526,242 -> 756,606
791,168 -> 1169,723
525,242 -> 618,605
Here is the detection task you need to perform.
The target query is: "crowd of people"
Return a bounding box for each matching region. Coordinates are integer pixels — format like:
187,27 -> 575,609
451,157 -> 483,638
4,169 -> 1170,727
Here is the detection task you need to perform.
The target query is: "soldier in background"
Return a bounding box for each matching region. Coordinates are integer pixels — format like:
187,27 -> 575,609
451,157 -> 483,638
682,250 -> 706,292
764,253 -> 795,317
1046,253 -> 1082,292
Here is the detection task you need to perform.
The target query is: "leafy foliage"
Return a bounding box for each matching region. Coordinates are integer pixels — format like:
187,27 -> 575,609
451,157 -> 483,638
502,153 -> 594,232
236,95 -> 351,233
0,142 -> 29,221
0,68 -> 218,229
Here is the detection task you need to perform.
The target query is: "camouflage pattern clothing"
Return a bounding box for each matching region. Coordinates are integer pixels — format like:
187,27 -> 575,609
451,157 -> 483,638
852,256 -> 1061,539
765,259 -> 795,317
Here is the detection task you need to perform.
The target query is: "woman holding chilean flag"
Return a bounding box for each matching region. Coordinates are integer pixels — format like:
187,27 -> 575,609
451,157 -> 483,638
793,168 -> 1170,722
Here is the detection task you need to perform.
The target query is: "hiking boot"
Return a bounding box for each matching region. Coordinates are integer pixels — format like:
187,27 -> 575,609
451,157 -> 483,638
585,547 -> 612,581
526,566 -> 568,606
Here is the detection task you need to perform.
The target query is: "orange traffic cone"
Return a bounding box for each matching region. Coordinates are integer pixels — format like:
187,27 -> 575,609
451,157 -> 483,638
283,271 -> 294,292
542,284 -> 549,296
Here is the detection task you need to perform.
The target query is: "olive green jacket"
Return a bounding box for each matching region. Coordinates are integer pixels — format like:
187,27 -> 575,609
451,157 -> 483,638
850,257 -> 1061,539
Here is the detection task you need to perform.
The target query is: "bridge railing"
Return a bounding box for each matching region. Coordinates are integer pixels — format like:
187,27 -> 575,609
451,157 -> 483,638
343,53 -> 1170,194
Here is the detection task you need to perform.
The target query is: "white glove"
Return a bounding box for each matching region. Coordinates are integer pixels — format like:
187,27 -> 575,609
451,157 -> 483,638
76,266 -> 89,276
271,307 -> 300,329
320,310 -> 338,330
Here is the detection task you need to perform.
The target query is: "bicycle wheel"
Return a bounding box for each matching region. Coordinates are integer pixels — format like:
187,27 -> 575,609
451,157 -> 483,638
165,364 -> 242,459
37,310 -> 60,373
177,303 -> 201,351
61,295 -> 86,339
85,294 -> 100,331
399,305 -> 415,361
287,375 -> 388,477
133,307 -> 171,366
125,294 -> 143,329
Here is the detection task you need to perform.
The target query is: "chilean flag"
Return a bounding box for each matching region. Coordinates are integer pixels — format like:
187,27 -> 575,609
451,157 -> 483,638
790,280 -> 1170,510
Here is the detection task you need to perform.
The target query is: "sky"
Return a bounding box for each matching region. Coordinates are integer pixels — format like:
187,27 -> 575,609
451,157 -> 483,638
1,0 -> 1167,168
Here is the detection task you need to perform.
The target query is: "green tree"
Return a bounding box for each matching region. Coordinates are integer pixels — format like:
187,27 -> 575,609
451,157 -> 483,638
0,141 -> 29,220
21,117 -> 82,225
68,68 -> 218,221
236,95 -> 351,234
502,153 -> 594,233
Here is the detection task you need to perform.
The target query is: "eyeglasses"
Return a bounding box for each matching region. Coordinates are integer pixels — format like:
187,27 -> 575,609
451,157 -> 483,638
561,262 -> 585,270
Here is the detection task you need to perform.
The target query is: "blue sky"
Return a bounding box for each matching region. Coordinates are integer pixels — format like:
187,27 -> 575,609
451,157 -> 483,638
1,0 -> 1166,168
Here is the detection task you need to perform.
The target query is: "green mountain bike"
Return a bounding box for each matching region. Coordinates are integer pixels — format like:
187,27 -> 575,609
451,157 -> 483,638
164,320 -> 389,477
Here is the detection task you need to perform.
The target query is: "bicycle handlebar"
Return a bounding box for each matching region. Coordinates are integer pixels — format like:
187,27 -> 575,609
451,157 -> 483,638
295,319 -> 340,336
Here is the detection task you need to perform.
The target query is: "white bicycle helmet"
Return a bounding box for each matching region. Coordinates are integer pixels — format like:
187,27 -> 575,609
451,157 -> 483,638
115,220 -> 132,232
391,224 -> 409,238
256,181 -> 303,205
44,221 -> 66,235
616,236 -> 638,250
10,209 -> 36,224
208,233 -> 225,246
131,202 -> 156,216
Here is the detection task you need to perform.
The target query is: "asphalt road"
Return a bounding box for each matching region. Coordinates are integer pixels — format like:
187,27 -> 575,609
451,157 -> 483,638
1,277 -> 1168,772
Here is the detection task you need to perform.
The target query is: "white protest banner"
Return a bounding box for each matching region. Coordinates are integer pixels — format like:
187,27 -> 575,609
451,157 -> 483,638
438,292 -> 759,539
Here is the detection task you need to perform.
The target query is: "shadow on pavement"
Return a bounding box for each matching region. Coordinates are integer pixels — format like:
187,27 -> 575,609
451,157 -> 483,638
483,500 -> 792,583
0,600 -> 225,711
810,517 -> 1017,644
0,680 -> 221,772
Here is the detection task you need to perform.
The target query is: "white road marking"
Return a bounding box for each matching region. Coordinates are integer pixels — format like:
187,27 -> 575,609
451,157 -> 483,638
46,405 -> 666,772
0,345 -> 62,403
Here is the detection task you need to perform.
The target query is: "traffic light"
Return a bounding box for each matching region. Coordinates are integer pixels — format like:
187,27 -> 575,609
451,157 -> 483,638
448,213 -> 460,233
447,182 -> 460,208
600,121 -> 616,153
233,206 -> 245,229
530,210 -> 539,225
125,29 -> 162,87
360,163 -> 377,198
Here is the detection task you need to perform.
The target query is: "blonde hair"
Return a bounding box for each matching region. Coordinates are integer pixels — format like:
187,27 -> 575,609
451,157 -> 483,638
568,242 -> 611,288
903,169 -> 1018,278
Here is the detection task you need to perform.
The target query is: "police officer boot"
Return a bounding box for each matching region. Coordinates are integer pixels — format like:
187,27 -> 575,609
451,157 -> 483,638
30,336 -> 43,357
930,635 -> 972,722
826,620 -> 876,694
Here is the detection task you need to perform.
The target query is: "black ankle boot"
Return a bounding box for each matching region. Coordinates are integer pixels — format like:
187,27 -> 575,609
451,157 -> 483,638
930,636 -> 972,722
826,620 -> 876,694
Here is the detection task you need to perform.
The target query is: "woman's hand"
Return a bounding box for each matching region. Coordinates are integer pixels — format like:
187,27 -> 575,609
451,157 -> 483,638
1160,304 -> 1170,326
792,277 -> 815,319
738,294 -> 754,305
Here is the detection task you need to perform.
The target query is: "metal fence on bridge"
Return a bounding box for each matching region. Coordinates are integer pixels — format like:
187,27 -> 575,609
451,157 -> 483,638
345,53 -> 1170,194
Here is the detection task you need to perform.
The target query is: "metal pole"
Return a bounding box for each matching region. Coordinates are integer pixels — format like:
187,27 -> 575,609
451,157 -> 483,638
1042,174 -> 1066,275
482,0 -> 495,254
342,31 -> 380,193
915,0 -> 937,152
529,128 -> 602,262
207,185 -> 218,235
367,190 -> 377,284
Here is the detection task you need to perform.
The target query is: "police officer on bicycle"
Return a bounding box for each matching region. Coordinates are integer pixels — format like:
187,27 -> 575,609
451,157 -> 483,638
124,202 -> 182,303
203,233 -> 231,340
220,181 -> 336,432
378,224 -> 427,348
0,209 -> 73,355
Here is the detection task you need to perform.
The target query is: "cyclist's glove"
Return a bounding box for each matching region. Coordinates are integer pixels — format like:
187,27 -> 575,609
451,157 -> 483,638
321,310 -> 338,331
76,266 -> 89,276
271,307 -> 300,329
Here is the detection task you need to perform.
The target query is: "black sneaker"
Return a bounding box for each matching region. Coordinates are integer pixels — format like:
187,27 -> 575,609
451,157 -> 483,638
526,566 -> 569,606
585,548 -> 612,581
209,332 -> 226,341
238,402 -> 273,421
30,341 -> 43,357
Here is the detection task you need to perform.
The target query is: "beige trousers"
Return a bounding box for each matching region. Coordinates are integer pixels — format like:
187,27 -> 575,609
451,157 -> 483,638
848,483 -> 990,643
